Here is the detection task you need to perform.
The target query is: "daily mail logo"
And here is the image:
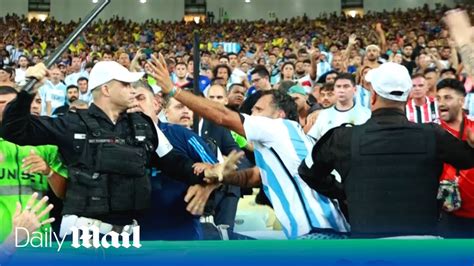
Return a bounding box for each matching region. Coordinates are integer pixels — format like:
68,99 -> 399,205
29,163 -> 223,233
15,226 -> 141,252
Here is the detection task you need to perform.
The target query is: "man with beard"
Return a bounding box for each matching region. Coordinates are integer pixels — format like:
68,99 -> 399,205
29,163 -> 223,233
402,44 -> 416,75
53,85 -> 80,116
294,60 -> 307,80
364,45 -> 381,69
287,85 -> 311,127
436,78 -> 474,238
174,62 -> 189,88
439,46 -> 453,69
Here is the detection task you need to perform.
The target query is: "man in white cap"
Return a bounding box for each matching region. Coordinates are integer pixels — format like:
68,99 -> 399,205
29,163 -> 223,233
298,62 -> 474,238
0,61 -> 233,238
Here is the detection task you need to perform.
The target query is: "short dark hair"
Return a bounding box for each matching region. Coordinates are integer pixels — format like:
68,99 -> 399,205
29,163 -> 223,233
277,80 -> 296,93
261,90 -> 298,122
320,83 -> 334,92
66,85 -> 79,92
77,77 -> 88,83
250,65 -> 270,79
176,62 -> 187,68
131,80 -> 154,94
424,67 -> 438,76
334,73 -> 356,86
411,73 -> 425,80
436,78 -> 466,96
0,86 -> 18,95
229,83 -> 245,92
440,67 -> 456,76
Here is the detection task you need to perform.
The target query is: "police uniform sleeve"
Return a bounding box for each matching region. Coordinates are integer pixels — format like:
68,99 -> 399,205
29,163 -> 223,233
298,127 -> 346,200
152,123 -> 205,185
1,91 -> 69,146
154,150 -> 205,185
432,123 -> 474,169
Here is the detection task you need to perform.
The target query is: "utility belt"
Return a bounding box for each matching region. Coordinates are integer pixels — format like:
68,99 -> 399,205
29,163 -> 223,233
59,215 -> 139,238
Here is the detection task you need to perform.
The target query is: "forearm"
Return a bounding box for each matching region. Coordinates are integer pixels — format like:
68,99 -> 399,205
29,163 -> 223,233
223,167 -> 261,188
459,43 -> 474,77
309,61 -> 318,81
47,172 -> 67,199
449,47 -> 459,70
0,235 -> 17,262
174,90 -> 245,136
377,32 -> 387,53
46,102 -> 52,116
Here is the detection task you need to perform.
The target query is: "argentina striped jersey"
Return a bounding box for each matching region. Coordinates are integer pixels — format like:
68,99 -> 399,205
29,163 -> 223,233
242,114 -> 350,239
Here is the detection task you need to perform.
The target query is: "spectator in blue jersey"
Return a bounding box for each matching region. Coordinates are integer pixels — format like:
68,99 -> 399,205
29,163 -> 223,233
149,54 -> 350,239
131,81 -> 219,240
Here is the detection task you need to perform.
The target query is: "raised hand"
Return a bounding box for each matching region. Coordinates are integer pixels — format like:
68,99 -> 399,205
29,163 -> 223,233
146,53 -> 174,94
444,9 -> 473,47
204,150 -> 244,183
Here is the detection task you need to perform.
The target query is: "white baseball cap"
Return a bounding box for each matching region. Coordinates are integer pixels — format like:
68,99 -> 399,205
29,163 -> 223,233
88,61 -> 145,91
365,62 -> 412,102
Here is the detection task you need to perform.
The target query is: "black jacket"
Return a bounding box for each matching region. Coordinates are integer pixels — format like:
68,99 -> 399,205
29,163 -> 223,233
299,108 -> 474,200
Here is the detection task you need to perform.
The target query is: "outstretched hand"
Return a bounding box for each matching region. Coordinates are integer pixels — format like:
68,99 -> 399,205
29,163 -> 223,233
12,193 -> 55,243
146,53 -> 174,94
443,9 -> 473,47
204,150 -> 244,183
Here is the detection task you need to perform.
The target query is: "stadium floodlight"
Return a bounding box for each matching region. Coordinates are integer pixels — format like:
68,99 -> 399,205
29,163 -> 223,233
140,0 -> 147,3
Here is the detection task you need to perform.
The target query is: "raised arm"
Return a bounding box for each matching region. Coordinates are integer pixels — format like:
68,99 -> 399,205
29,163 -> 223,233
147,55 -> 247,137
444,9 -> 474,77
1,64 -> 68,146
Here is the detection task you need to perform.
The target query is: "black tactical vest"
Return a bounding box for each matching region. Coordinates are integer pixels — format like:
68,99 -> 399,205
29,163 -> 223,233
345,119 -> 441,237
62,110 -> 155,217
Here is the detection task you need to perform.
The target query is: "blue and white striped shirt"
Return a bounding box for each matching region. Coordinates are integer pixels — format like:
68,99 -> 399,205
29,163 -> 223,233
355,85 -> 371,109
242,114 -> 350,239
465,93 -> 474,119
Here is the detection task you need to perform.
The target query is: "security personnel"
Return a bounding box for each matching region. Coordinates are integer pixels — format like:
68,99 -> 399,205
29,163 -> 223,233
298,63 -> 474,238
0,62 -> 220,237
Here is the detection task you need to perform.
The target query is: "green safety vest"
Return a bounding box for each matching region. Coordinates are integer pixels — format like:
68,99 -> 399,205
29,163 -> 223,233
0,138 -> 68,243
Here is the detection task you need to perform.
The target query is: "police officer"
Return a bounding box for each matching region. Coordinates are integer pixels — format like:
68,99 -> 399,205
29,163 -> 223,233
0,62 -> 228,238
298,62 -> 474,238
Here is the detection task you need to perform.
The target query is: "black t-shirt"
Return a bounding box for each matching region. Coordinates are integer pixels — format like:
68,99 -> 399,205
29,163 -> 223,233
402,59 -> 416,76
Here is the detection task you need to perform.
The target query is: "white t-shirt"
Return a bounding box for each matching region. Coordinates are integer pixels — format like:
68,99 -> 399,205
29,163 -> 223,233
39,80 -> 67,116
15,68 -> 27,86
64,71 -> 89,86
242,114 -> 349,239
307,102 -> 371,141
